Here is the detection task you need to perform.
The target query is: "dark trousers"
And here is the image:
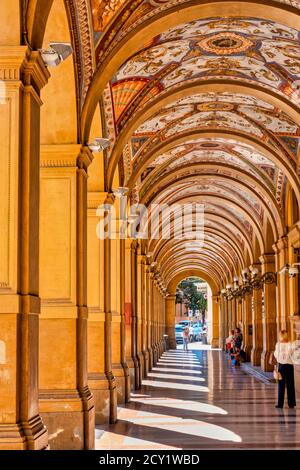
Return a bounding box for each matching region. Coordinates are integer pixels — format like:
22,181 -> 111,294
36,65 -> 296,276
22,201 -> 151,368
278,363 -> 296,407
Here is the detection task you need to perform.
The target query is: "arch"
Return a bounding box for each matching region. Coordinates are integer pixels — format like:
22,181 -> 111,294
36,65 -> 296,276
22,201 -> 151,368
81,0 -> 300,143
141,172 -> 282,240
26,0 -> 54,49
167,268 -> 219,295
152,224 -> 247,270
110,81 -> 300,175
127,129 -> 298,199
149,210 -> 255,266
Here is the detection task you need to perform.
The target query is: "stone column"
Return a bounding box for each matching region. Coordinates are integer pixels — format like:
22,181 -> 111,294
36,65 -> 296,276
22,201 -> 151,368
110,218 -> 130,403
87,192 -> 117,424
165,295 -> 176,349
291,317 -> 300,401
251,288 -> 263,366
231,298 -> 238,329
145,262 -> 153,370
103,194 -> 118,421
131,242 -> 141,388
211,295 -> 220,348
242,294 -> 252,361
222,298 -> 229,350
152,279 -> 158,364
149,272 -> 156,366
218,297 -> 225,349
137,252 -> 148,378
39,146 -> 94,449
260,254 -> 277,371
124,238 -> 135,388
229,299 -> 233,330
119,237 -> 131,402
273,237 -> 289,333
287,224 -> 300,326
142,259 -> 150,375
237,298 -> 243,328
0,47 -> 49,450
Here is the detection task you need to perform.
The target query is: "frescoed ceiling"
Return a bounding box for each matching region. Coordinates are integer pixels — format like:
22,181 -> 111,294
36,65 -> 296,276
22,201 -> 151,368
111,18 -> 300,126
90,3 -> 300,280
131,93 -> 300,159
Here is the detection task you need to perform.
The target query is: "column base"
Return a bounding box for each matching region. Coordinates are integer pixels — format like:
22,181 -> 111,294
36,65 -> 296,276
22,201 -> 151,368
39,390 -> 94,449
168,338 -> 177,350
152,343 -> 158,365
0,415 -> 48,450
147,347 -> 153,370
112,364 -> 128,404
210,338 -> 219,349
133,356 -> 141,389
122,363 -> 131,403
126,357 -> 135,392
137,352 -> 144,381
261,350 -> 273,372
142,349 -> 150,377
243,345 -> 252,362
88,373 -> 117,424
251,347 -> 263,366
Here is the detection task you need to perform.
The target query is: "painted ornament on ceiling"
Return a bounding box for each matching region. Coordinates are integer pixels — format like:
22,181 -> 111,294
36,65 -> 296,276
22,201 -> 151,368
112,17 -> 300,126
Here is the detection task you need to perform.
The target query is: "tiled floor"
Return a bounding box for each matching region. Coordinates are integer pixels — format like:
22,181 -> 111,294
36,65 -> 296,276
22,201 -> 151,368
95,344 -> 300,450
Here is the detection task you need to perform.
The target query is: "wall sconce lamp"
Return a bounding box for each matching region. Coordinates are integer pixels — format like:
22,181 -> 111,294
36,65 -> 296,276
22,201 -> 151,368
221,267 -> 276,300
279,263 -> 300,278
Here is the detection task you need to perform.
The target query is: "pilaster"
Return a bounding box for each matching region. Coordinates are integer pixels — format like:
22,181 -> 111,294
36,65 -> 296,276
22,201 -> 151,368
0,47 -> 49,450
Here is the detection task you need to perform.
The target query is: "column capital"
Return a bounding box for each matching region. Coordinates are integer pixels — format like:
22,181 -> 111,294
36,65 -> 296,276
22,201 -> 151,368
273,236 -> 289,254
166,294 -> 176,301
0,47 -> 50,90
137,254 -> 147,265
131,239 -> 139,252
287,222 -> 300,247
22,50 -> 50,90
87,191 -> 109,209
259,253 -> 275,265
40,144 -> 82,168
77,146 -> 94,172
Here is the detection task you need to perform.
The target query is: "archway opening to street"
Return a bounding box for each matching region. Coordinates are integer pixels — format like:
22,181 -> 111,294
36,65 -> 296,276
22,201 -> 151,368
175,277 -> 209,347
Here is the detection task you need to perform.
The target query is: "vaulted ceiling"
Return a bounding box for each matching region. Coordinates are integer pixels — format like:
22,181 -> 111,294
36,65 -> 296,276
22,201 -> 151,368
33,0 -> 300,290
85,1 -> 300,289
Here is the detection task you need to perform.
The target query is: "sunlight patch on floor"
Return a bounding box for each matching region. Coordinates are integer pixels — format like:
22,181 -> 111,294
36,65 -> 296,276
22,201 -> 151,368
131,397 -> 228,415
95,430 -> 181,450
142,379 -> 209,392
152,367 -> 202,374
147,372 -> 205,382
116,408 -> 241,443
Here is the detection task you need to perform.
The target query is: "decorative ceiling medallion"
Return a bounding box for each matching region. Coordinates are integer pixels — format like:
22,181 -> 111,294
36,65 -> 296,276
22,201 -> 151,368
199,143 -> 221,148
197,102 -> 234,112
197,32 -> 253,55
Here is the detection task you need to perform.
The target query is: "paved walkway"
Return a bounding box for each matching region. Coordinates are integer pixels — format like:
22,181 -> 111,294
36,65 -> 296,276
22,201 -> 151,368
95,344 -> 300,449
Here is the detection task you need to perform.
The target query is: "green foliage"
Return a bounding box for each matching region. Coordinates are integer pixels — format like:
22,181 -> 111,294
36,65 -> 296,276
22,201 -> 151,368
176,278 -> 207,313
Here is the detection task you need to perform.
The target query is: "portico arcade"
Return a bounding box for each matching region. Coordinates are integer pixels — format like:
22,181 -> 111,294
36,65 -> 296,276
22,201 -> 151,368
1,0 -> 300,450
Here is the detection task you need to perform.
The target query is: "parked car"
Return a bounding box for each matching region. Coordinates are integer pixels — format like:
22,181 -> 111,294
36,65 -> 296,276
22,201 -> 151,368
175,324 -> 184,344
191,322 -> 203,341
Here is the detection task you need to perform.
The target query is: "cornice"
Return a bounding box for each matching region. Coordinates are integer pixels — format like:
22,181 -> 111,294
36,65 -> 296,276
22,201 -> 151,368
87,191 -> 109,208
40,144 -> 82,168
0,46 -> 28,81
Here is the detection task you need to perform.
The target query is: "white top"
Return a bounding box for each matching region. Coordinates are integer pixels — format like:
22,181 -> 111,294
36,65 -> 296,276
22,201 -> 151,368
274,341 -> 296,365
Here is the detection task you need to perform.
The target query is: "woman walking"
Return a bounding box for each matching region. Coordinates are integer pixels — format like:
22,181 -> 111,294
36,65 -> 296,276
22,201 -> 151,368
183,326 -> 190,351
274,330 -> 296,409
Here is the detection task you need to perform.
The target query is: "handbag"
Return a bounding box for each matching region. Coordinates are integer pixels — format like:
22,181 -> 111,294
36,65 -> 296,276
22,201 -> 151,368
273,364 -> 282,381
269,351 -> 277,366
273,344 -> 282,381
